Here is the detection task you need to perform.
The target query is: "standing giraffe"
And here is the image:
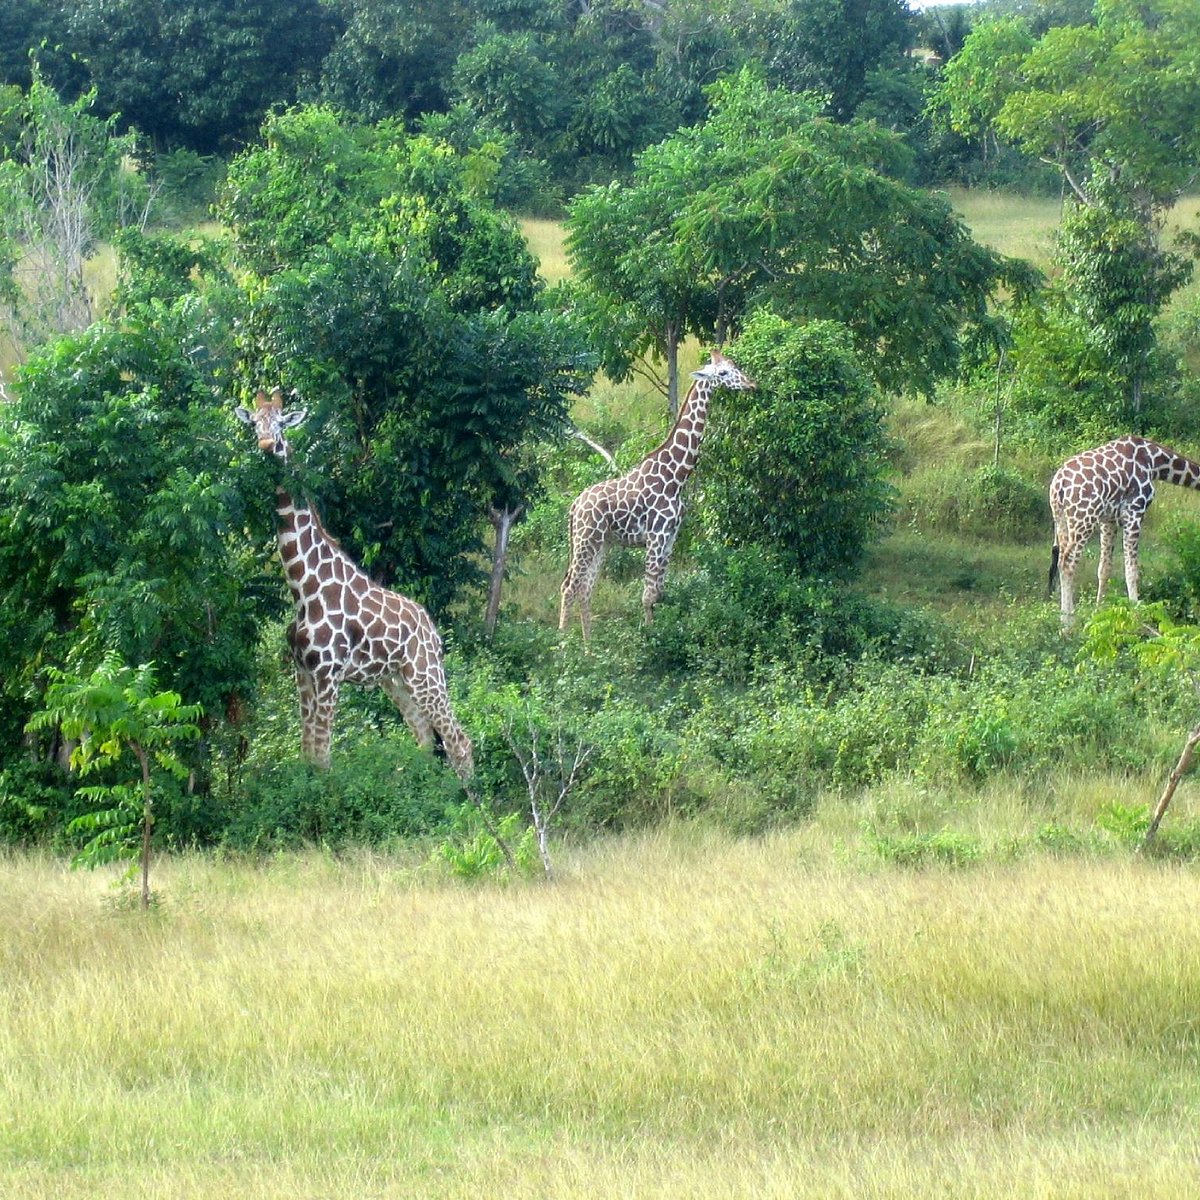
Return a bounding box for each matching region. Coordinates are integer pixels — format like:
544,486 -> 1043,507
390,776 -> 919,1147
559,350 -> 755,639
1049,435 -> 1200,628
236,389 -> 473,778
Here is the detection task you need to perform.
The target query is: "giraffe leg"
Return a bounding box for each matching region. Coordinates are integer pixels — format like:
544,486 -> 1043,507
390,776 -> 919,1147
642,530 -> 677,626
1097,521 -> 1116,604
561,538 -> 605,641
1058,540 -> 1085,631
299,671 -> 339,769
1121,522 -> 1142,603
379,674 -> 435,750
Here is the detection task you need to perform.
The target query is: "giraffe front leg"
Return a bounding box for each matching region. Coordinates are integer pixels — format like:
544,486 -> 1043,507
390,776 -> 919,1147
298,669 -> 339,769
1121,523 -> 1142,604
1097,521 -> 1116,604
642,530 -> 677,626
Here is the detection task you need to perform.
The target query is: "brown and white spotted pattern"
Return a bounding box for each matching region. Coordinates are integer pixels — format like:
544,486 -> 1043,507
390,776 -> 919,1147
1049,435 -> 1200,628
559,351 -> 755,640
237,389 -> 473,777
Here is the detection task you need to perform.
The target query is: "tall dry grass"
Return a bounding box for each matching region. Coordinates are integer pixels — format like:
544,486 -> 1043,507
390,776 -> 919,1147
3,828 -> 1200,1198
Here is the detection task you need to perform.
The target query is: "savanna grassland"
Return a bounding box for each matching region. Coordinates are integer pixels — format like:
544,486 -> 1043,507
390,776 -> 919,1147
6,192 -> 1200,1199
4,828 -> 1200,1199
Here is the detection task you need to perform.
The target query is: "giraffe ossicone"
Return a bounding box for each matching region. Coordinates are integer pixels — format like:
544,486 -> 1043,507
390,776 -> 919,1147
236,388 -> 473,778
1049,435 -> 1200,629
559,350 -> 755,640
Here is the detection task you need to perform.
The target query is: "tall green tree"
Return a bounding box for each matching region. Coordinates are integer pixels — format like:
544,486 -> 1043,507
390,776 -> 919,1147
755,0 -> 914,122
0,279 -> 274,764
219,106 -> 593,616
932,0 -> 1200,422
568,70 -> 1018,411
63,0 -> 340,153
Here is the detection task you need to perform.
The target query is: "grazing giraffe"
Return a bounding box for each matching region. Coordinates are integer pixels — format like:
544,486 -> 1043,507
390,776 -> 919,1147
236,388 -> 473,778
1048,435 -> 1200,628
559,350 -> 755,640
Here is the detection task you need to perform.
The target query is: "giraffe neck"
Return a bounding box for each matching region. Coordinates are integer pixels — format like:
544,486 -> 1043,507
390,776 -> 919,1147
1146,442 -> 1200,489
274,487 -> 358,600
661,378 -> 714,478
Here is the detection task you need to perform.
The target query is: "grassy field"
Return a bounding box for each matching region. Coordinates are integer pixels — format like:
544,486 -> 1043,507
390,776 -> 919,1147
4,817 -> 1200,1199
4,197 -> 1200,1199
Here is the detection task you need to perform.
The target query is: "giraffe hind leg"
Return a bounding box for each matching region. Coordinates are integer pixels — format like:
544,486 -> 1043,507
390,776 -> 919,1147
1097,521 -> 1116,604
380,674 -> 435,750
1121,522 -> 1142,603
384,671 -> 475,782
561,538 -> 605,640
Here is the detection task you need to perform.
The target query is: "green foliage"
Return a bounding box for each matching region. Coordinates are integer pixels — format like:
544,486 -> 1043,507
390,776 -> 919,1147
63,0 -> 340,154
434,805 -> 538,881
220,107 -> 594,614
866,826 -> 982,869
645,544 -> 958,685
567,70 -> 1017,409
25,655 -> 201,898
220,737 -> 466,852
0,281 -> 274,763
700,314 -> 894,577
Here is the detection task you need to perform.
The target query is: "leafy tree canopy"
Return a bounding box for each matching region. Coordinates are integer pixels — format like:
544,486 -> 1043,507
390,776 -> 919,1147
61,0 -> 341,153
219,106 -> 594,614
933,0 -> 1200,214
568,70 -> 1024,407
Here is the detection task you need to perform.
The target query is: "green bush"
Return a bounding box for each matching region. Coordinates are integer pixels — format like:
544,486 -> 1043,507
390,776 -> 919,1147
219,736 -> 464,851
900,462 -> 1048,541
699,314 -> 894,578
645,544 -> 961,683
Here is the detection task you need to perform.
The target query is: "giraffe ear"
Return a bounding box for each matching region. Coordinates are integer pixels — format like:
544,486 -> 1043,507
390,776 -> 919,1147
234,406 -> 254,425
279,408 -> 308,429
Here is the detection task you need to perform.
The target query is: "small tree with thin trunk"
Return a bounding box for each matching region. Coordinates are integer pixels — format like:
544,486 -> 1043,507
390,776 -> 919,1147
0,66 -> 148,358
1081,601 -> 1200,849
26,655 -> 202,908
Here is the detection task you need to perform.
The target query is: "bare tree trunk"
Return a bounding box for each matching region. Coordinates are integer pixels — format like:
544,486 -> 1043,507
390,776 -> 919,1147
666,330 -> 680,419
1141,721 -> 1200,849
485,505 -> 523,639
134,743 -> 153,909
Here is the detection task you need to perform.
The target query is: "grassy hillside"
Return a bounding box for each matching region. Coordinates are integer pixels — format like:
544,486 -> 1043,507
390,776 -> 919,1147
3,192 -> 1200,1200
4,825 -> 1200,1199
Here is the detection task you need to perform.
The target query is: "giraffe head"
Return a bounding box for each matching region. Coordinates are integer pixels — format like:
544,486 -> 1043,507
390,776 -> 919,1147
235,388 -> 308,460
691,350 -> 755,393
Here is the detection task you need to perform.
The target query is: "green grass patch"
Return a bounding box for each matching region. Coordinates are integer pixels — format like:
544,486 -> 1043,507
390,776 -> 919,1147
4,832 -> 1200,1197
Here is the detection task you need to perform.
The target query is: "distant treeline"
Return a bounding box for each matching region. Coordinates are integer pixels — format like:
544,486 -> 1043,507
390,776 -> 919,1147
0,0 -> 1083,202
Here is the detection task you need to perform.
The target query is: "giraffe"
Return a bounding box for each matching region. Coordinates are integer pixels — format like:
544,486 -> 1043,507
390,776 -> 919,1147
1048,435 -> 1200,628
559,350 -> 755,640
236,388 -> 473,778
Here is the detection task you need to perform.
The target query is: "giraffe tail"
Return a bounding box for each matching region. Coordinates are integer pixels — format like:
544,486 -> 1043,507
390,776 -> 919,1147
1047,541 -> 1060,599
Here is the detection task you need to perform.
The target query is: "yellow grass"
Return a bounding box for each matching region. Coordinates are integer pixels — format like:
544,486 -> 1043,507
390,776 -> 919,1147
520,217 -> 571,286
3,828 -> 1200,1198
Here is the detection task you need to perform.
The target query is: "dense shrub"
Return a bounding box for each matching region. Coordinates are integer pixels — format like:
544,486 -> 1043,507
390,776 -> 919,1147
698,314 -> 894,577
219,736 -> 465,851
644,544 -> 962,683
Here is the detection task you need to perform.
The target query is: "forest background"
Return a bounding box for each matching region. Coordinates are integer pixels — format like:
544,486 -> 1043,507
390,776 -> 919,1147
6,2 -> 1200,1196
1,0 -> 1200,867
